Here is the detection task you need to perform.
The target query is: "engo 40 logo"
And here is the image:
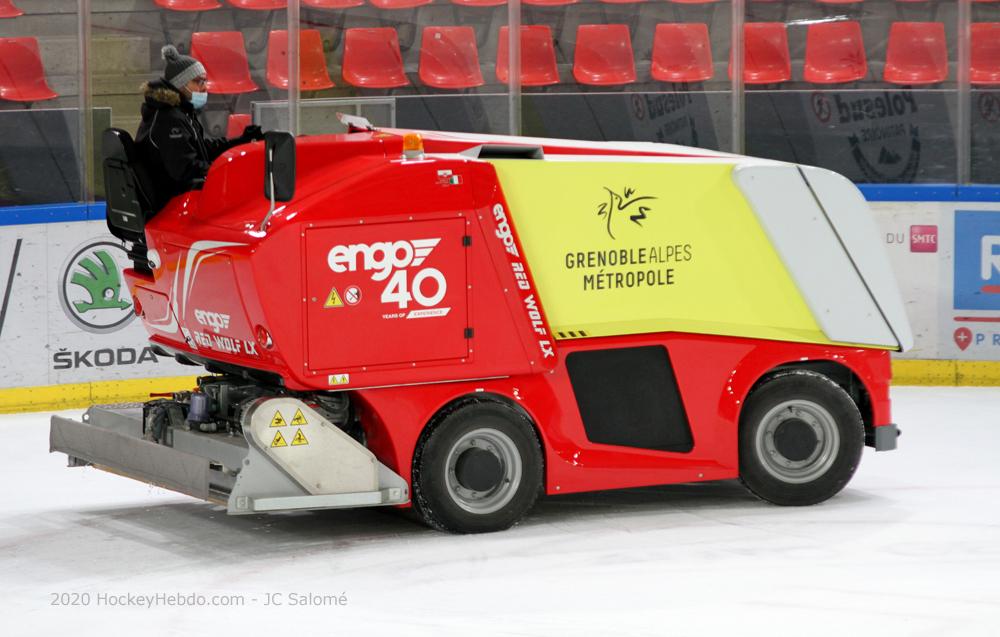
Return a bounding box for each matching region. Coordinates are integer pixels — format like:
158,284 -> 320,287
327,239 -> 446,309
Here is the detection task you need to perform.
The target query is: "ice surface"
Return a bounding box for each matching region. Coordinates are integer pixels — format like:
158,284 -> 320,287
1,387 -> 998,636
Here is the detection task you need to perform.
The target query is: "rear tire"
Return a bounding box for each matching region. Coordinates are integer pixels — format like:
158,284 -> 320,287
412,401 -> 543,533
739,370 -> 864,506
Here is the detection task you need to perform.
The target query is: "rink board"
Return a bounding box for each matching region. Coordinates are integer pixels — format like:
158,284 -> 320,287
0,217 -> 193,411
3,194 -> 1000,412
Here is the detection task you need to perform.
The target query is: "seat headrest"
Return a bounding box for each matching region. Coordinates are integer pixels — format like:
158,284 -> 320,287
102,128 -> 136,162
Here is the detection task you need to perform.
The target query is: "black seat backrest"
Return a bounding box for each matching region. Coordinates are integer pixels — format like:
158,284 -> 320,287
102,128 -> 156,244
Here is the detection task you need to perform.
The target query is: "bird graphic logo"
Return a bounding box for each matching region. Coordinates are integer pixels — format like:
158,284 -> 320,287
596,187 -> 656,240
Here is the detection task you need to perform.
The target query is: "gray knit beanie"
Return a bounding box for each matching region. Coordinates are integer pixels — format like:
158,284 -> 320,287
161,44 -> 207,90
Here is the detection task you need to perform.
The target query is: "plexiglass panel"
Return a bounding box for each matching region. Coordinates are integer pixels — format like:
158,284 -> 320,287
293,0 -> 511,135
4,0 -> 994,210
90,0 -> 289,152
518,0 -> 733,152
744,0 -> 960,183
0,1 -> 84,206
971,0 -> 1000,183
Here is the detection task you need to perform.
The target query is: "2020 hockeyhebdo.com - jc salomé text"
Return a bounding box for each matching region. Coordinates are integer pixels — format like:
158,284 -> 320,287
48,590 -> 349,609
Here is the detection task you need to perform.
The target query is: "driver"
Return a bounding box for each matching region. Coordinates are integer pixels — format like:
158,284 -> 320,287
135,45 -> 264,210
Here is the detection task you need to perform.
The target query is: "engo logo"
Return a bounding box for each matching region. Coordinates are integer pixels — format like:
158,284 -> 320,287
493,204 -> 520,257
327,239 -> 447,309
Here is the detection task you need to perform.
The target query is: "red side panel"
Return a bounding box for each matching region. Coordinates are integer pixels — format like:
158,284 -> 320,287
355,332 -> 892,498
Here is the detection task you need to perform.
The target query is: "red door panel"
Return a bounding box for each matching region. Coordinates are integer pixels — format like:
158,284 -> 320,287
305,218 -> 469,371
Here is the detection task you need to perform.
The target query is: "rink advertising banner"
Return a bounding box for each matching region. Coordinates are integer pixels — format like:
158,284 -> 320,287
2,200 -> 999,397
0,219 -> 189,390
947,210 -> 1000,359
872,201 -> 1000,362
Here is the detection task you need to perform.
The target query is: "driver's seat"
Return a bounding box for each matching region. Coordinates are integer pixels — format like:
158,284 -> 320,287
102,128 -> 156,272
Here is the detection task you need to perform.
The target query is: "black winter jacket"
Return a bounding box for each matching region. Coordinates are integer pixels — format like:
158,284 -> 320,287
134,80 -> 238,211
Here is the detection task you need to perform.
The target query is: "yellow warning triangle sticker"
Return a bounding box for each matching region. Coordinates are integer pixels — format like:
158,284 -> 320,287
270,430 -> 288,447
324,287 -> 344,308
290,408 -> 308,426
270,411 -> 287,427
291,428 -> 309,446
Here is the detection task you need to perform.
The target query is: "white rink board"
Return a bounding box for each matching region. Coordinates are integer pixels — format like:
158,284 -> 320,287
0,220 -> 189,388
2,204 -> 998,391
873,201 -> 1000,360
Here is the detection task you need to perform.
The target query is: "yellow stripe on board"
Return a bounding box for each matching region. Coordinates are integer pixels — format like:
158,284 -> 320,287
892,360 -> 1000,386
0,376 -> 199,414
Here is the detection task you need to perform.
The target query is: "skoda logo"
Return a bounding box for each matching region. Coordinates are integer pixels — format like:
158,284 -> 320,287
59,239 -> 135,334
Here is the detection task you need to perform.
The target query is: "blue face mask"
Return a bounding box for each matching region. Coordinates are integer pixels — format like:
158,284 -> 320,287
190,91 -> 208,110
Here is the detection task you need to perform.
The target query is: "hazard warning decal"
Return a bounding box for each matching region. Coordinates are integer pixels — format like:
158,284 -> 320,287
270,411 -> 287,427
270,430 -> 288,447
290,409 -> 308,426
324,287 -> 343,308
291,428 -> 309,446
328,373 -> 350,386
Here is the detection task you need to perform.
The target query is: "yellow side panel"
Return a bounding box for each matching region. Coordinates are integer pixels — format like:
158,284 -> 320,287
490,159 -> 833,344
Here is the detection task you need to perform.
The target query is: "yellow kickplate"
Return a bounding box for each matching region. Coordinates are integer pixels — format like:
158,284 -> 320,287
0,376 -> 199,414
892,359 -> 1000,386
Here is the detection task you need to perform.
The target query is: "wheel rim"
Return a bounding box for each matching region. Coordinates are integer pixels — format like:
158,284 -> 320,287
444,428 -> 522,515
754,399 -> 840,484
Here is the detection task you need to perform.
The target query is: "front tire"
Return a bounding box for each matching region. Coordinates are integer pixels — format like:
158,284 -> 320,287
739,370 -> 864,506
412,400 -> 543,533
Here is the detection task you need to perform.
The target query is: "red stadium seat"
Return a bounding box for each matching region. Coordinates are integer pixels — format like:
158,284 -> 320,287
303,0 -> 364,6
342,28 -> 409,88
523,0 -> 577,6
668,0 -> 717,3
884,22 -> 948,85
573,25 -> 636,86
267,29 -> 335,90
154,0 -> 222,10
496,25 -> 560,86
972,23 -> 1000,85
731,22 -> 790,84
227,0 -> 286,8
0,37 -> 58,102
450,0 -> 506,5
804,21 -> 867,84
369,0 -> 433,7
191,31 -> 259,94
0,0 -> 24,17
419,26 -> 484,89
226,113 -> 251,138
651,23 -> 713,83
600,0 -> 645,4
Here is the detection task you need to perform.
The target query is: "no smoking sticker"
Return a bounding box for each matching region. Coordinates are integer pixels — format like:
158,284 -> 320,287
344,285 -> 361,306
